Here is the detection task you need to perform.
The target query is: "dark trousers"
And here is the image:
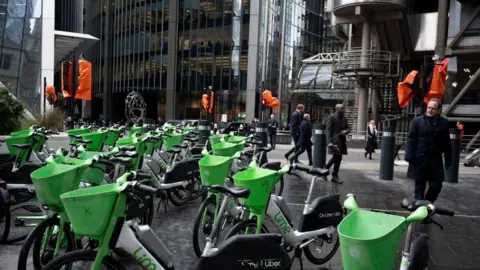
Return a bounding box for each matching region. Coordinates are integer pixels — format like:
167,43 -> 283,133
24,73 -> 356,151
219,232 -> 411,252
325,154 -> 343,176
292,146 -> 312,164
285,135 -> 299,159
269,132 -> 277,149
414,179 -> 442,203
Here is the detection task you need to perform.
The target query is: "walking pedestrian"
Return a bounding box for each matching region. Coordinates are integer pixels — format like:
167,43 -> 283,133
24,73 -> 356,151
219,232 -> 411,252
324,104 -> 350,183
284,104 -> 304,161
268,114 -> 278,149
365,120 -> 378,160
289,114 -> 313,165
405,98 -> 452,203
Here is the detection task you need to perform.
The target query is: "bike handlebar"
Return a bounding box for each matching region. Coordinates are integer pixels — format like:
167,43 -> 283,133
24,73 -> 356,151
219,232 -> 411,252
434,206 -> 455,217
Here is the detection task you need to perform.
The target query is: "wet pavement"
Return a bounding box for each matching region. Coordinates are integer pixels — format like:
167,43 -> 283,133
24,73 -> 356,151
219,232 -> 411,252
1,149 -> 479,269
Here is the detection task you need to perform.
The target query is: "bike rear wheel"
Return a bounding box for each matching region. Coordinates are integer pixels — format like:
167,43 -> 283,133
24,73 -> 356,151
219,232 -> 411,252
224,218 -> 270,239
42,250 -> 125,270
302,227 -> 340,265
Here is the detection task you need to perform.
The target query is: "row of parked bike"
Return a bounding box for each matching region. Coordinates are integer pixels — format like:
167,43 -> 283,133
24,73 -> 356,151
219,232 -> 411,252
0,122 -> 455,270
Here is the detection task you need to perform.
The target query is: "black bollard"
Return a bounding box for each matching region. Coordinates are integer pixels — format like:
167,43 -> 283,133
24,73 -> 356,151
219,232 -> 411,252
255,122 -> 268,147
313,124 -> 327,168
379,126 -> 395,180
445,128 -> 460,183
198,120 -> 211,145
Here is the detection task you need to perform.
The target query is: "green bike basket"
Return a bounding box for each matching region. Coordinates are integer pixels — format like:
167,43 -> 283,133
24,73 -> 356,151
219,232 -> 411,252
104,130 -> 121,146
55,156 -> 105,186
233,167 -> 277,214
5,133 -> 32,156
115,137 -> 134,146
227,135 -> 247,144
198,155 -> 232,186
209,134 -> 224,146
30,164 -> 82,210
211,141 -> 242,157
61,183 -> 120,239
338,209 -> 406,270
163,132 -> 184,150
10,126 -> 36,136
80,131 -> 108,151
67,127 -> 90,142
128,126 -> 144,137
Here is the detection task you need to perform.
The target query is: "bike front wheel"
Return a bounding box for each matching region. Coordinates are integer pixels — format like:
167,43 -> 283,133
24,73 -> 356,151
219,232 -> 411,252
42,250 -> 125,270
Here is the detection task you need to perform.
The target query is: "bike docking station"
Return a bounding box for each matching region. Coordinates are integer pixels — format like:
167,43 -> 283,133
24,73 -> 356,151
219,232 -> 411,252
380,126 -> 396,180
313,124 -> 327,169
445,128 -> 461,183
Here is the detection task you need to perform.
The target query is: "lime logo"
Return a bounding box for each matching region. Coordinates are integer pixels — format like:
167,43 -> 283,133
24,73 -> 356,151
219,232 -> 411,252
133,247 -> 157,270
274,211 -> 291,233
349,247 -> 360,259
84,207 -> 91,216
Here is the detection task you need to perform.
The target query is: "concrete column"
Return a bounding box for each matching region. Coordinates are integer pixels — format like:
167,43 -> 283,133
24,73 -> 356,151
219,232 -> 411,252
277,0 -> 288,122
435,0 -> 449,62
371,86 -> 379,123
40,0 -> 55,115
246,0 -> 261,122
166,0 -> 179,120
356,22 -> 371,133
103,0 -> 112,119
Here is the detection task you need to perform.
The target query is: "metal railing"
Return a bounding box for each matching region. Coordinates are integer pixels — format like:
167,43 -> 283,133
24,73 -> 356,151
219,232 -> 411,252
332,49 -> 400,78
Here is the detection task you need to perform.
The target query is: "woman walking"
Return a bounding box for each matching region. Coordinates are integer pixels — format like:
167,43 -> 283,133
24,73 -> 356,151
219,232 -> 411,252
365,120 -> 378,160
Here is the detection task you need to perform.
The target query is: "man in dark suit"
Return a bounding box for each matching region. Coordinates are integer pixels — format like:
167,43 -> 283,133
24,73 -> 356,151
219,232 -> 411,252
284,104 -> 304,161
405,98 -> 452,203
325,104 -> 350,183
289,113 -> 313,165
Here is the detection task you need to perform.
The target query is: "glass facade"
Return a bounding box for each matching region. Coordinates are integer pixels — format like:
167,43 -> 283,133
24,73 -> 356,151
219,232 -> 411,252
177,0 -> 249,122
0,0 -> 42,115
85,0 -> 343,122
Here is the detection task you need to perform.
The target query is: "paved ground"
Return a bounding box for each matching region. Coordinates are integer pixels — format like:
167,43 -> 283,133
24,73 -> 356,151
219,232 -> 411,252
1,144 -> 479,269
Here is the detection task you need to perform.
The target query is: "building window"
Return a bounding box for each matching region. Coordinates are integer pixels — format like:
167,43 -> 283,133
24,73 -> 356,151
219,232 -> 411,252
1,54 -> 12,70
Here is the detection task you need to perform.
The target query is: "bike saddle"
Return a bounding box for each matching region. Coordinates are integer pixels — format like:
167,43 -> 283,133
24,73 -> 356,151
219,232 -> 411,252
309,167 -> 330,177
119,145 -> 136,151
78,139 -> 92,145
117,151 -> 137,158
210,185 -> 250,198
12,144 -> 32,149
250,140 -> 263,145
166,148 -> 181,154
68,134 -> 82,139
261,161 -> 281,170
68,143 -> 77,147
109,156 -> 132,164
173,143 -> 188,149
401,198 -> 432,212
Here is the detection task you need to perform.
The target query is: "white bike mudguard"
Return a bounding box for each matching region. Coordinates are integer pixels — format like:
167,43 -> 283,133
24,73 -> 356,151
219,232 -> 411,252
115,222 -> 165,270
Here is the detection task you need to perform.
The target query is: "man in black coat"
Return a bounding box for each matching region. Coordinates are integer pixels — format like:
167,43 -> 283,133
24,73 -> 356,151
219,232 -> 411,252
405,98 -> 452,203
325,104 -> 350,183
284,104 -> 304,162
289,114 -> 313,165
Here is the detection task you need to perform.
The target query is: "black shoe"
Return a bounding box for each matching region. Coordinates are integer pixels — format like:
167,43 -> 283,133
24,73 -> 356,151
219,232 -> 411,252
365,152 -> 367,158
331,175 -> 343,184
284,153 -> 289,161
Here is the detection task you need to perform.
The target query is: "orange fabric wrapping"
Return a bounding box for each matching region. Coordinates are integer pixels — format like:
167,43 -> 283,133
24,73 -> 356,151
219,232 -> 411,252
61,62 -> 73,98
202,94 -> 209,109
75,60 -> 92,101
262,90 -> 273,104
424,58 -> 448,104
397,82 -> 414,108
46,86 -> 57,104
208,90 -> 214,114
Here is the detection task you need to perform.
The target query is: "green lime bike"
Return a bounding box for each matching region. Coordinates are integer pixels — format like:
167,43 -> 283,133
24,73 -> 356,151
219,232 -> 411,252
338,194 -> 454,270
42,171 -> 175,270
